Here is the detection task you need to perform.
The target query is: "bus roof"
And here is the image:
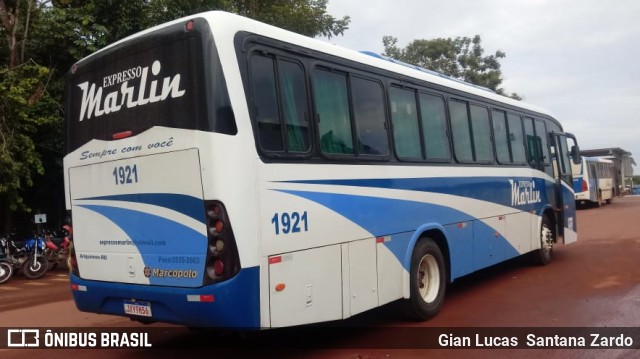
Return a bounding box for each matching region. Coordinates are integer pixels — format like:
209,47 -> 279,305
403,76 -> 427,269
73,11 -> 559,123
583,156 -> 614,163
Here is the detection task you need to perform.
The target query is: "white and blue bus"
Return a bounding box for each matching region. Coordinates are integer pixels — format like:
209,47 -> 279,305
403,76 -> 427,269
63,11 -> 581,328
573,156 -> 614,206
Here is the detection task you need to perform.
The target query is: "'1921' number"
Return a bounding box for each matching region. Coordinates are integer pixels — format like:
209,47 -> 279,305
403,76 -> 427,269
112,164 -> 138,185
271,211 -> 308,235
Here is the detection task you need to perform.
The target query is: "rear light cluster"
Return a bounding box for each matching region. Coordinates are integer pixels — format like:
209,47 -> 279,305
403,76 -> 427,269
204,200 -> 241,285
581,179 -> 588,192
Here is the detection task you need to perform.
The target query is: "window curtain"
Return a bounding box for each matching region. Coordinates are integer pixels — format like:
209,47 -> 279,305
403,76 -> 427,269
313,70 -> 353,154
280,63 -> 307,152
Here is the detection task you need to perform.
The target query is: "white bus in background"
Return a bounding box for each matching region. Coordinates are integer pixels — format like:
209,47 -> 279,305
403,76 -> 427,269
63,11 -> 582,329
573,156 -> 614,206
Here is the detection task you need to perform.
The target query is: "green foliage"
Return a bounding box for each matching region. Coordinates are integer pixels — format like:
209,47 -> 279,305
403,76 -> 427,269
0,62 -> 58,212
52,0 -> 350,44
85,0 -> 146,44
383,35 -> 522,100
141,0 -> 229,29
141,0 -> 350,39
231,0 -> 350,39
0,0 -> 350,230
31,3 -> 109,70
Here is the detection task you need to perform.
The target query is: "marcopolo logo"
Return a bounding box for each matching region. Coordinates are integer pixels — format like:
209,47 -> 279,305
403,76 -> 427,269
143,266 -> 197,279
76,60 -> 186,122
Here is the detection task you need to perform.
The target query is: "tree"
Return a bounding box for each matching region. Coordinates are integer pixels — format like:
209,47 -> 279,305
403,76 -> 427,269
0,0 -> 350,233
54,0 -> 350,44
382,35 -> 522,100
229,0 -> 350,39
0,0 -> 61,232
141,0 -> 349,39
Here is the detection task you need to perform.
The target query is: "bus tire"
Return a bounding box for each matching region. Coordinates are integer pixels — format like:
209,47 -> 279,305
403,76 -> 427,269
403,238 -> 446,321
531,215 -> 554,266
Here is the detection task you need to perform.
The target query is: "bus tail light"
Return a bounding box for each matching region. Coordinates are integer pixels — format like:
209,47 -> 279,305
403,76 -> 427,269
185,20 -> 195,32
204,200 -> 240,285
582,179 -> 588,192
213,259 -> 224,276
112,130 -> 133,140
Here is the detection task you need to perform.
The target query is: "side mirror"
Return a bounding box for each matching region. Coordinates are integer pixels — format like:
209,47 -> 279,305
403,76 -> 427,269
570,145 -> 581,165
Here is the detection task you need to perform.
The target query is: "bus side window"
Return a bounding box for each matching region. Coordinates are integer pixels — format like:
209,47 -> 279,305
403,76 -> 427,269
492,109 -> 510,164
249,53 -> 311,154
278,59 -> 311,153
469,104 -> 494,163
449,99 -> 493,163
535,119 -> 553,177
250,54 -> 283,152
351,77 -> 389,156
419,93 -> 450,160
524,117 -> 543,166
449,99 -> 473,162
313,68 -> 354,155
390,87 -> 422,160
527,135 -> 544,164
507,113 -> 526,163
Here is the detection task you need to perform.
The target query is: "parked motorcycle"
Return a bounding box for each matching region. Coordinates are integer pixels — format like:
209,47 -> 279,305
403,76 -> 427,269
0,233 -> 49,280
0,258 -> 12,284
22,235 -> 49,278
44,225 -> 72,271
0,242 -> 13,284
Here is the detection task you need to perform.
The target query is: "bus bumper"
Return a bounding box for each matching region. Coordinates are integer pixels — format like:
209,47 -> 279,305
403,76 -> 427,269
69,266 -> 260,328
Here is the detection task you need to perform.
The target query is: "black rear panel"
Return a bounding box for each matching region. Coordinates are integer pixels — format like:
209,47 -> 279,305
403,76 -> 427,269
65,18 -> 236,154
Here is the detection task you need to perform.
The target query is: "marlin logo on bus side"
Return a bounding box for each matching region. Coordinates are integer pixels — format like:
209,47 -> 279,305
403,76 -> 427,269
76,60 -> 185,122
509,179 -> 542,206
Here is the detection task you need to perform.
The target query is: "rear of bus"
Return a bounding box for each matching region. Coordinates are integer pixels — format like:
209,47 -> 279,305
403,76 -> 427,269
573,157 -> 592,203
63,16 -> 260,327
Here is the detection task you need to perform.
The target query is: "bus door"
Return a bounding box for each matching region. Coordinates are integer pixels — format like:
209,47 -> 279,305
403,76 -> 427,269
551,132 -> 581,244
588,162 -> 599,201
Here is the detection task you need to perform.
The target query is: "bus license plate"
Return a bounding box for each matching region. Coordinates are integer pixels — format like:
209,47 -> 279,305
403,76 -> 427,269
123,301 -> 152,317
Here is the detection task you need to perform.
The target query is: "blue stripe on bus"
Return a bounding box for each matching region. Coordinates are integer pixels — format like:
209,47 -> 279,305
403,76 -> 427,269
278,176 -> 551,212
77,204 -> 207,287
276,189 -> 473,236
275,189 -> 521,278
76,193 -> 206,224
70,266 -> 260,328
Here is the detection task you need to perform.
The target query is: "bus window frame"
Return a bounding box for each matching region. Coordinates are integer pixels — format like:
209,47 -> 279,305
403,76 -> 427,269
247,46 -> 315,159
417,90 -> 452,162
449,97 -> 495,165
310,64 -> 393,161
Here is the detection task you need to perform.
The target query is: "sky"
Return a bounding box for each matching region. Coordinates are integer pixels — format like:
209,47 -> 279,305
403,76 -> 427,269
323,0 -> 640,169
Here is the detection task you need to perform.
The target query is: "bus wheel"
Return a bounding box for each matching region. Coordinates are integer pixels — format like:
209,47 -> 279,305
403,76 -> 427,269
532,215 -> 554,265
403,238 -> 446,321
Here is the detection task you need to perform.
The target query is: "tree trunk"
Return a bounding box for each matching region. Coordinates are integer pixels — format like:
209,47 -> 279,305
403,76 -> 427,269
0,0 -> 22,69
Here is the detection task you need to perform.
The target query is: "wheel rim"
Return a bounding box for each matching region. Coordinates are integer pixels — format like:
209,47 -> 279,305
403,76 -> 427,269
0,263 -> 11,281
417,254 -> 440,303
29,261 -> 42,272
541,224 -> 553,258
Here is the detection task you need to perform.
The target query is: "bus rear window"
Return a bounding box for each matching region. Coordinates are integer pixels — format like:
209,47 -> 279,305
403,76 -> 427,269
65,18 -> 236,154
